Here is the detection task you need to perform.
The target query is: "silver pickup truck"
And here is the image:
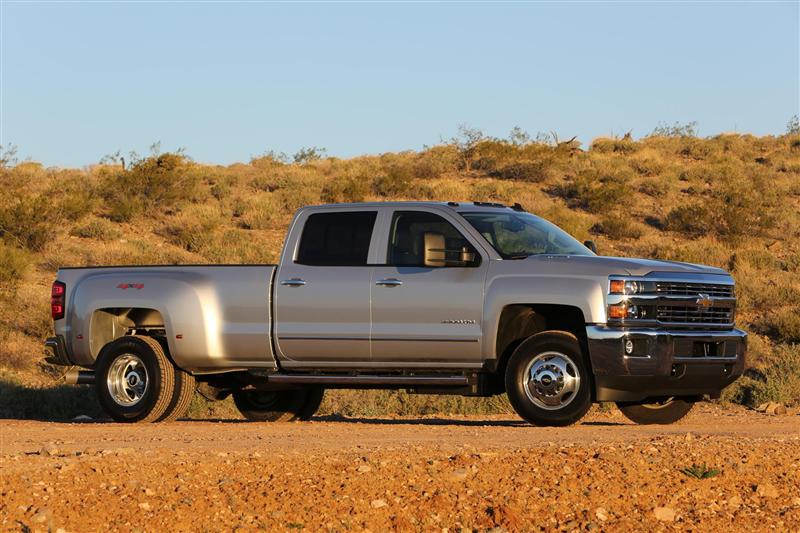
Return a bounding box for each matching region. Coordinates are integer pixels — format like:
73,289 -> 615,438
45,201 -> 746,426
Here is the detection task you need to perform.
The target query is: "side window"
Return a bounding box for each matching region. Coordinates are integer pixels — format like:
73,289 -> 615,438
388,211 -> 479,267
296,211 -> 377,266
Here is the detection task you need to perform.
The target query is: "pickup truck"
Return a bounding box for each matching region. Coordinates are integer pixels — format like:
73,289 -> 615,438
45,201 -> 746,426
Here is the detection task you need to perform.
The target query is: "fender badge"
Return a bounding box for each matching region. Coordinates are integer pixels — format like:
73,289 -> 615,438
117,283 -> 145,290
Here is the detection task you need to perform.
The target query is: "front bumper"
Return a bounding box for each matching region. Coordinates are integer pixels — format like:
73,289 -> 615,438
586,326 -> 747,402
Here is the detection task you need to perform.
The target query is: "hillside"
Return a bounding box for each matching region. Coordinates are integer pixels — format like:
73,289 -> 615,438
1,128 -> 798,418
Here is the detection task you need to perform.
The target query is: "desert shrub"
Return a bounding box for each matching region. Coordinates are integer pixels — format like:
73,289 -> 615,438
591,214 -> 642,240
0,195 -> 57,251
638,178 -> 669,197
0,242 -> 29,285
415,145 -> 460,179
723,345 -> 800,406
321,175 -> 370,203
239,195 -> 279,230
766,308 -> 800,344
490,160 -> 552,183
101,153 -> 198,221
591,137 -> 638,154
556,172 -> 628,214
374,158 -> 415,197
664,204 -> 713,236
69,218 -> 122,241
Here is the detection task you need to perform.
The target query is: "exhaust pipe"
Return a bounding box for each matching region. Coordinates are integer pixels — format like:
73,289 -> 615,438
65,369 -> 95,385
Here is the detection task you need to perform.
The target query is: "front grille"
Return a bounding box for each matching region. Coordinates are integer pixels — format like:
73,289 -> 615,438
656,282 -> 733,298
656,305 -> 734,325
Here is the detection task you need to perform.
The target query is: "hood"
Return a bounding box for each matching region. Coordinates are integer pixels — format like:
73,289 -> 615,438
527,254 -> 730,277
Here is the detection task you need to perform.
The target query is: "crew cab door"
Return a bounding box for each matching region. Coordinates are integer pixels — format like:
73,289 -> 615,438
370,209 -> 487,365
274,208 -> 380,365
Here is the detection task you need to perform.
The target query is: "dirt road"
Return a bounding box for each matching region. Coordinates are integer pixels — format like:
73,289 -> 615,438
1,404 -> 798,532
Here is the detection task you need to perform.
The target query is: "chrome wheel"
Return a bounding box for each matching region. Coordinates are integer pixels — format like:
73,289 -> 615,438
107,354 -> 149,407
522,351 -> 581,410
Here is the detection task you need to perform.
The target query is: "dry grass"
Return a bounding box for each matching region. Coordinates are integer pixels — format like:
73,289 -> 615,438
1,131 -> 799,418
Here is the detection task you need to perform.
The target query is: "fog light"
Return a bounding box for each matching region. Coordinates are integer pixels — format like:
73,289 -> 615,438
624,339 -> 634,355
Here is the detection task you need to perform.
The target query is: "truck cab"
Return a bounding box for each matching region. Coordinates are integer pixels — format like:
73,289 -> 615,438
46,201 -> 747,425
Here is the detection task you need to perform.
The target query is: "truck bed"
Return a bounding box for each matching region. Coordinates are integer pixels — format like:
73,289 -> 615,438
54,265 -> 278,373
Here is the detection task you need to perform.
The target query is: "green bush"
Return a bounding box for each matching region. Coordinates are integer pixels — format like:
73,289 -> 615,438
0,195 -> 57,251
664,204 -> 712,236
0,242 -> 29,284
491,161 -> 552,183
723,345 -> 800,406
321,176 -> 370,203
69,218 -> 122,241
591,214 -> 642,240
101,153 -> 198,221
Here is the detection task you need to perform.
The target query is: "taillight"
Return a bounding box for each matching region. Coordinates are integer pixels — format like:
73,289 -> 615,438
51,281 -> 66,320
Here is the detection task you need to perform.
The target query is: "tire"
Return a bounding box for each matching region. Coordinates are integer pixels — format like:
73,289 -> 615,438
233,388 -> 317,422
505,331 -> 592,426
157,368 -> 196,422
296,387 -> 324,421
617,399 -> 695,425
95,336 -> 175,423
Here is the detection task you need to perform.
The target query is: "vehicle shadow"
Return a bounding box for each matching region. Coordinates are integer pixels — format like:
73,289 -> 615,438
312,414 -> 529,427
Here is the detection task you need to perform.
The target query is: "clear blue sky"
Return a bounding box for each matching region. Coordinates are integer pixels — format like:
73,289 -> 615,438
1,1 -> 798,167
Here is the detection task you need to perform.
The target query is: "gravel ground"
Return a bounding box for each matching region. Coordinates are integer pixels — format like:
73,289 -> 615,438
1,404 -> 798,532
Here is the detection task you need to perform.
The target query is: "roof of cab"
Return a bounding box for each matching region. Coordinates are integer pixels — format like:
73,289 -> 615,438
305,201 -> 525,212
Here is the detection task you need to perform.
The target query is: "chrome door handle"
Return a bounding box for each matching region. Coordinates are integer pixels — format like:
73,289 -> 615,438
280,278 -> 306,287
375,278 -> 403,287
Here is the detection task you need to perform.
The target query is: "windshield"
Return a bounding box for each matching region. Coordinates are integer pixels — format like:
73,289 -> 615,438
460,211 -> 593,258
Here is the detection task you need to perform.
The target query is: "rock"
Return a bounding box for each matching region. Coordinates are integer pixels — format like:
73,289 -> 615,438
595,507 -> 608,522
684,433 -> 693,442
144,488 -> 156,496
563,465 -> 573,475
138,502 -> 151,511
728,495 -> 742,508
370,499 -> 387,509
653,507 -> 676,522
41,444 -> 59,456
251,452 -> 262,458
792,497 -> 800,506
31,509 -> 51,524
356,465 -> 372,473
216,452 -> 228,458
765,403 -> 787,415
756,483 -> 779,498
449,468 -> 469,481
755,402 -> 770,412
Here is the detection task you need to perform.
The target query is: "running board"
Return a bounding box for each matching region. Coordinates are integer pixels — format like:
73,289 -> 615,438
265,374 -> 469,387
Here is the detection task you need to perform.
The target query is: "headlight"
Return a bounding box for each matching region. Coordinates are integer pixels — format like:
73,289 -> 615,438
609,278 -> 645,295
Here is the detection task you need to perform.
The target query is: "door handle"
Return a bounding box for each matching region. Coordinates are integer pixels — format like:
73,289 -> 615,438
375,278 -> 403,287
281,278 -> 306,287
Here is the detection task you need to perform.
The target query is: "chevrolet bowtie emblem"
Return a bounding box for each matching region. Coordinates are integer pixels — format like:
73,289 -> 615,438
695,293 -> 714,308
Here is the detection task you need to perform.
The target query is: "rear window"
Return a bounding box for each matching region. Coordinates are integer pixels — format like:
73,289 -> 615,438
296,211 -> 377,266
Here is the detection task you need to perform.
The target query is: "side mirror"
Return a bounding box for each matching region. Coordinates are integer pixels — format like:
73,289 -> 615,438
424,232 -> 446,267
424,232 -> 478,267
584,240 -> 597,254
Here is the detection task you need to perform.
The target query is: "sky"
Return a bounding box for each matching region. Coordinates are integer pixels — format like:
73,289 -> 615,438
1,1 -> 798,168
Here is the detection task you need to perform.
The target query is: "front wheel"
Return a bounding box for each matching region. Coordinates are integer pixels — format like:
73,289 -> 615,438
616,399 -> 695,425
505,331 -> 592,426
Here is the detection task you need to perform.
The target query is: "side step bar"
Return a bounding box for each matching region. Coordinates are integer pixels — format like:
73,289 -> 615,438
266,374 -> 469,387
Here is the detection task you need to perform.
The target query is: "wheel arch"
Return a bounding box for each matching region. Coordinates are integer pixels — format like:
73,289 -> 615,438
490,304 -> 593,396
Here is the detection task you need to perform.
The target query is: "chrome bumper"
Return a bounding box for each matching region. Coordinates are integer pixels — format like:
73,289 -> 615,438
586,326 -> 747,402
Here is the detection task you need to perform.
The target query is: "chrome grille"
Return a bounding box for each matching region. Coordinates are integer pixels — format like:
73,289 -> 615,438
657,305 -> 734,325
656,282 -> 733,298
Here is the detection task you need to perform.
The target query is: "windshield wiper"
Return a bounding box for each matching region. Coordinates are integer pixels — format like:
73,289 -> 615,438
505,253 -> 531,260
